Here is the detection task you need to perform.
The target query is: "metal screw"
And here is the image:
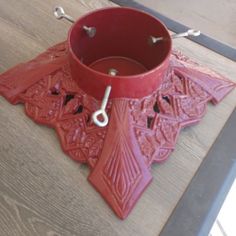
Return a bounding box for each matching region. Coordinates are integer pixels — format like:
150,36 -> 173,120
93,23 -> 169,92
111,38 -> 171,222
83,25 -> 96,38
149,29 -> 201,44
108,68 -> 118,76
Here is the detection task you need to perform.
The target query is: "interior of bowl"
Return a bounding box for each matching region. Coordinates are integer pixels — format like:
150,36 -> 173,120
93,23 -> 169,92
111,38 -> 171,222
69,7 -> 171,76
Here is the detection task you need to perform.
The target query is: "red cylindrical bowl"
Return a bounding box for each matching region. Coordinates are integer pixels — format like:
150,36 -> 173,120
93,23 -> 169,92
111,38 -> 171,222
68,7 -> 171,99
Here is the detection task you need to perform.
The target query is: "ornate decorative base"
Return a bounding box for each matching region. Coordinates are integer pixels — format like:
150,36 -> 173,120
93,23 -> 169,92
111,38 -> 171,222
0,42 -> 235,219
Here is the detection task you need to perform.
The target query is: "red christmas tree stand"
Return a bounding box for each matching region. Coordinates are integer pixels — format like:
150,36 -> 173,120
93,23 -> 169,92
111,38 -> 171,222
0,7 -> 235,219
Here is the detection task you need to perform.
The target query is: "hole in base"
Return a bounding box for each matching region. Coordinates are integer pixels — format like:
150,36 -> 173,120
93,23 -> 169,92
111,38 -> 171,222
64,94 -> 75,106
147,116 -> 154,129
162,96 -> 171,104
153,102 -> 160,113
74,105 -> 83,114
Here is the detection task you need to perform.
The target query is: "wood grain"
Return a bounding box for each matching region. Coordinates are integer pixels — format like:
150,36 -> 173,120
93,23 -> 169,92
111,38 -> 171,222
135,0 -> 236,48
0,0 -> 235,235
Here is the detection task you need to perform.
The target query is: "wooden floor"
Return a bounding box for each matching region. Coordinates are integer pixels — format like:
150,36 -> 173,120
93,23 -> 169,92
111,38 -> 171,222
0,0 -> 235,235
136,0 -> 236,48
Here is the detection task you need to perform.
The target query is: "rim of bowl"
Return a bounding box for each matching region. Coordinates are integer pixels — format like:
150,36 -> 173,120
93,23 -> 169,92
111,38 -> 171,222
68,7 -> 172,80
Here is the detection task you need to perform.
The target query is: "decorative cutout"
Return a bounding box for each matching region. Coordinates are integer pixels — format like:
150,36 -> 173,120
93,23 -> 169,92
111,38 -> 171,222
0,42 -> 235,219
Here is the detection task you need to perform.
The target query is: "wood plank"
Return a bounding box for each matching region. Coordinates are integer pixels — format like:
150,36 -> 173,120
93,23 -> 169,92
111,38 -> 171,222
135,0 -> 236,48
160,108 -> 236,236
0,0 -> 235,235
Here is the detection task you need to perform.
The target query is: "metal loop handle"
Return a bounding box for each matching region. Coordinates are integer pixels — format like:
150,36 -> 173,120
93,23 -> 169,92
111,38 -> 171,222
92,69 -> 117,127
172,29 -> 201,39
92,86 -> 111,127
54,6 -> 75,23
53,6 -> 96,37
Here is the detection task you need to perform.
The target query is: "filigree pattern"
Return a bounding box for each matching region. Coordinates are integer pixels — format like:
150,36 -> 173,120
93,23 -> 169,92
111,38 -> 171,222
0,42 -> 235,219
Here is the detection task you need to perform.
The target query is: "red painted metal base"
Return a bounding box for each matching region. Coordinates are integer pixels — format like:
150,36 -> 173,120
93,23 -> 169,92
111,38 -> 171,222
0,42 -> 235,219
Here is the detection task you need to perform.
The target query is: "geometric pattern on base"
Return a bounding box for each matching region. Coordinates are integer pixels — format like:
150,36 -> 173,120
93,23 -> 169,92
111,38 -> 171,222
0,42 -> 235,219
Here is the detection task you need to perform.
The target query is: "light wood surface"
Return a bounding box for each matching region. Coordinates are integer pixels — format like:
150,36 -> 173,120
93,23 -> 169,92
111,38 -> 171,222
136,0 -> 236,48
0,1 -> 235,236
